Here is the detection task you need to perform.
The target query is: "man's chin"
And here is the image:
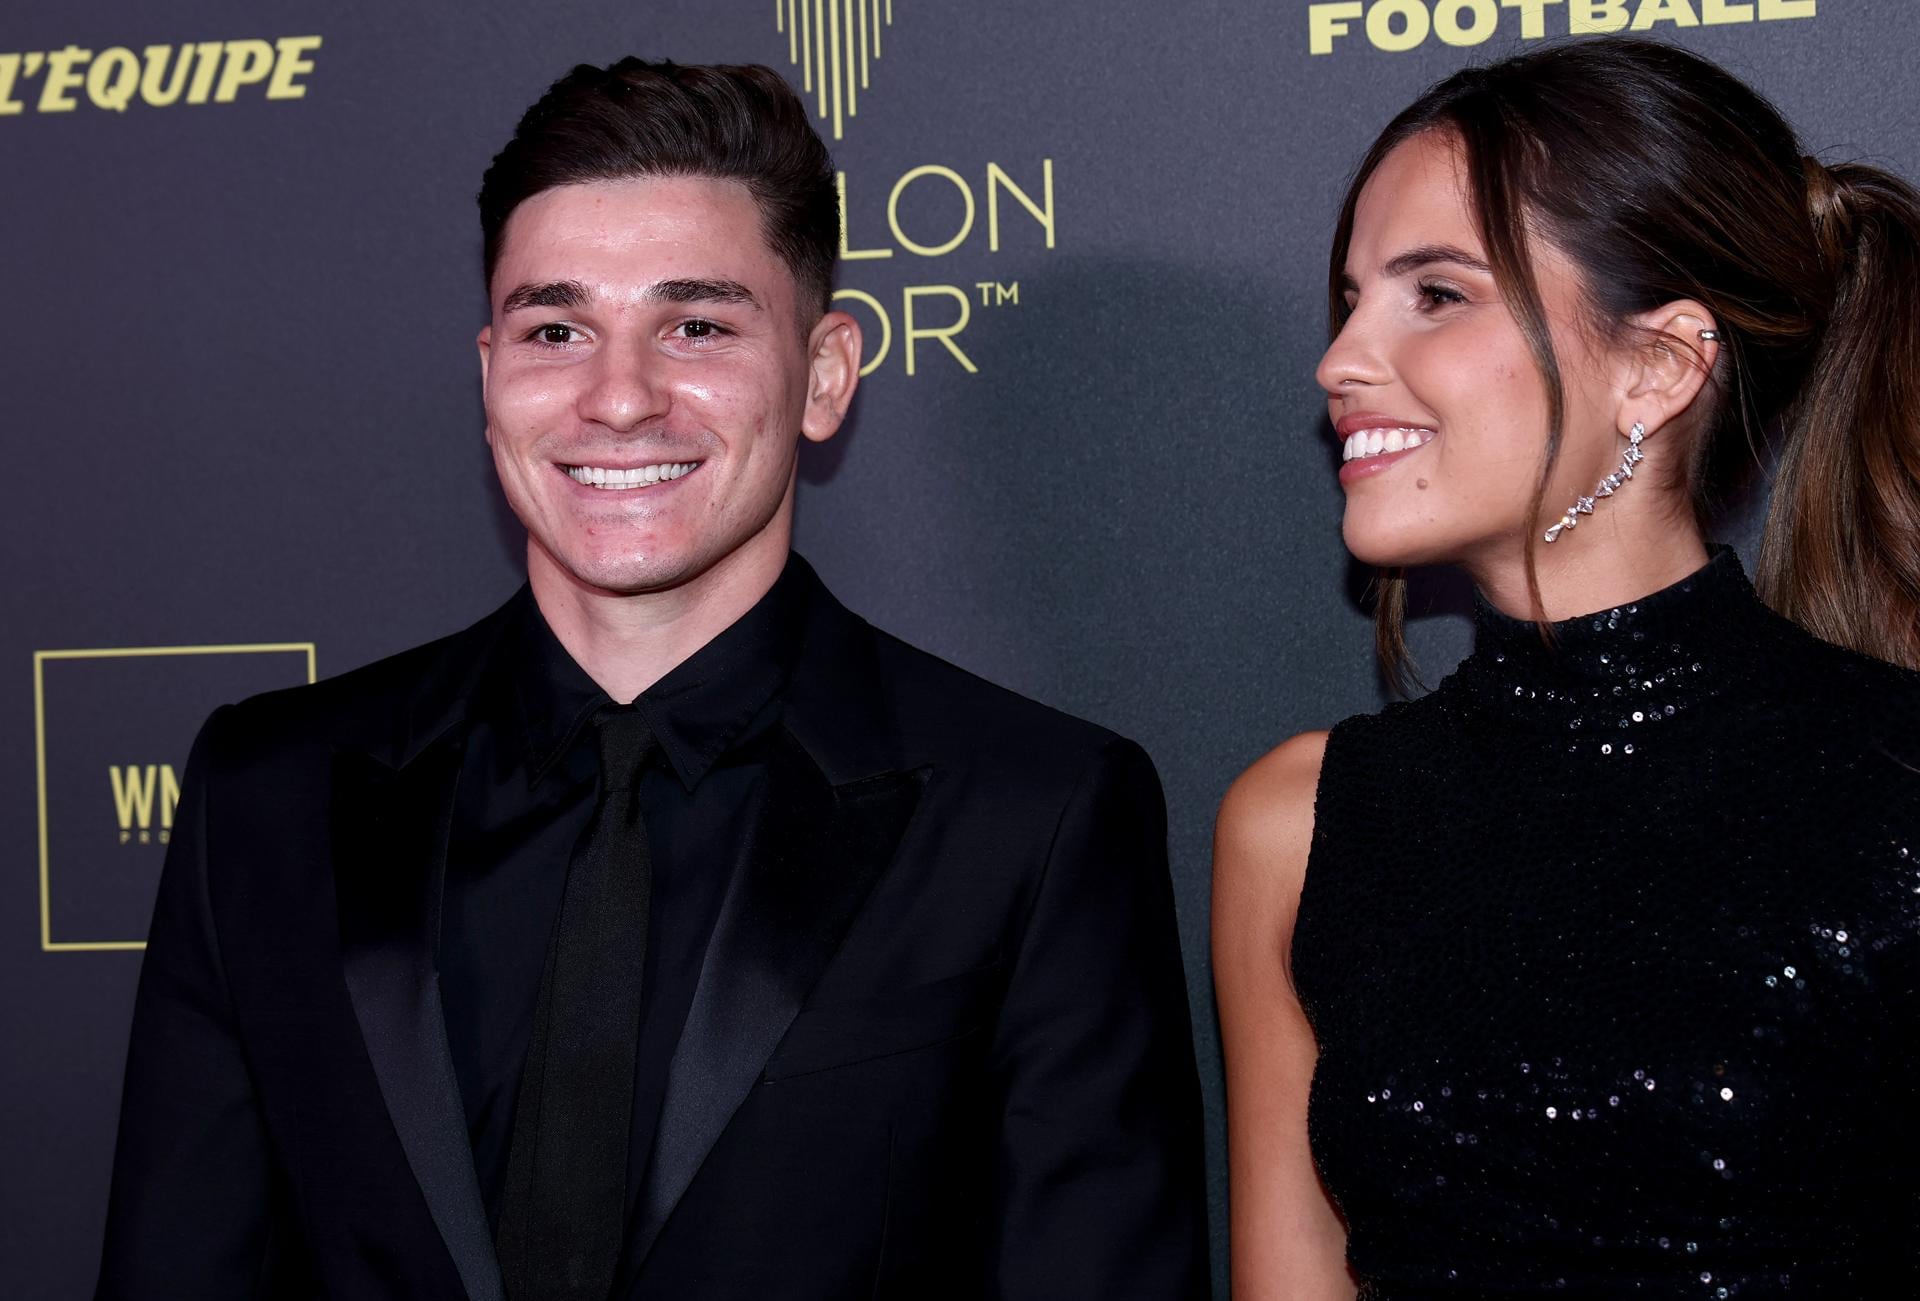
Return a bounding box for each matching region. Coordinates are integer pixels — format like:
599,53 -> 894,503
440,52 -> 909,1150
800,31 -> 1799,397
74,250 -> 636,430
527,538 -> 704,599
566,559 -> 702,598
526,511 -> 790,602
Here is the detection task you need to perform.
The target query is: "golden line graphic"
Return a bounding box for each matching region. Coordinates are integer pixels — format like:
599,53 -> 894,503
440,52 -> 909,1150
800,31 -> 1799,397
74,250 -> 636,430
34,642 -> 317,953
776,0 -> 894,140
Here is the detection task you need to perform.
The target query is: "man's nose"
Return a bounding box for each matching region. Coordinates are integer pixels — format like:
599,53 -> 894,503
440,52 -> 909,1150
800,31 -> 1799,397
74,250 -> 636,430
577,339 -> 670,433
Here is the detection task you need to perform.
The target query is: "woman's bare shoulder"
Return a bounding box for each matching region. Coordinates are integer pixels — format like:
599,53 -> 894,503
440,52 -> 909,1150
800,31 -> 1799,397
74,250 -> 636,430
1219,731 -> 1330,847
1215,730 -> 1330,907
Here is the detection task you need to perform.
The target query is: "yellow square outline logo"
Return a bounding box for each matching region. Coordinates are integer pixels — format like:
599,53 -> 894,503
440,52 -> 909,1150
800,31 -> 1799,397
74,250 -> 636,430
34,643 -> 317,953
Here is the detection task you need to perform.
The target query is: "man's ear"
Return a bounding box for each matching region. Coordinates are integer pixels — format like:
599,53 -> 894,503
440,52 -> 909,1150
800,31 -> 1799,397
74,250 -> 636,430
1617,299 -> 1721,441
476,324 -> 494,445
800,311 -> 863,444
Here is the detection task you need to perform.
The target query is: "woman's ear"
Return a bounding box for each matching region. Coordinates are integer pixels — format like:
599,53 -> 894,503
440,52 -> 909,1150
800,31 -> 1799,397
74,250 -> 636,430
1615,300 -> 1721,441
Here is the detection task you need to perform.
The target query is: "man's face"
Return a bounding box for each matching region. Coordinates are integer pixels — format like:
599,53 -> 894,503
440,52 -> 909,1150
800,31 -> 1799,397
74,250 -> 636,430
479,176 -> 858,598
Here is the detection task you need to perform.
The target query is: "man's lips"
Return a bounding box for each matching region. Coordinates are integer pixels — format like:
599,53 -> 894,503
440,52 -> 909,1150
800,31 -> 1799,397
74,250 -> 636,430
558,460 -> 703,490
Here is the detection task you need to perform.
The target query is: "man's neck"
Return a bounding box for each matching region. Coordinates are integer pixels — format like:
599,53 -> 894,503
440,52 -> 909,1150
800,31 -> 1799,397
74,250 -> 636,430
526,541 -> 790,703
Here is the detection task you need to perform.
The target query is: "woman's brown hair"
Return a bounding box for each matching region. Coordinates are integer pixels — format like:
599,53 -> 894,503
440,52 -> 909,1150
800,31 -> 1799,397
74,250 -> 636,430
1329,37 -> 1920,687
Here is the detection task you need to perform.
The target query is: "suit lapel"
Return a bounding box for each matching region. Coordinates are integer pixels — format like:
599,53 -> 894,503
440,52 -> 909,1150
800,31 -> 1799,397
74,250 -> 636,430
335,737 -> 506,1301
622,722 -> 927,1275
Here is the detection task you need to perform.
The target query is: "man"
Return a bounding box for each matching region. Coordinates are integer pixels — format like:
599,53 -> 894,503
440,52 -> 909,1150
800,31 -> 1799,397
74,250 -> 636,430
98,58 -> 1205,1300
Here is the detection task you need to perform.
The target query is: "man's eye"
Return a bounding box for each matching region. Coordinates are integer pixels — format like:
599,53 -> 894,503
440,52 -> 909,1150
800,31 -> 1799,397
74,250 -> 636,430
676,319 -> 728,340
532,324 -> 578,347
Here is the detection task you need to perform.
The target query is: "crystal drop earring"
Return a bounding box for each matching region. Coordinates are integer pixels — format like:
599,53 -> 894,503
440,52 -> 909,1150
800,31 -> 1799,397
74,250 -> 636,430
1544,422 -> 1645,543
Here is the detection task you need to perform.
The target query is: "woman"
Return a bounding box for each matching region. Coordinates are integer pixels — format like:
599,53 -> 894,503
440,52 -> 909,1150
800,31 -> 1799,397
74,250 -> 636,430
1214,38 -> 1920,1299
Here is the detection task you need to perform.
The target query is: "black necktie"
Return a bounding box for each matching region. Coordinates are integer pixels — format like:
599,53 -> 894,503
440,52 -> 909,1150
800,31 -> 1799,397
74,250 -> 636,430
497,706 -> 656,1301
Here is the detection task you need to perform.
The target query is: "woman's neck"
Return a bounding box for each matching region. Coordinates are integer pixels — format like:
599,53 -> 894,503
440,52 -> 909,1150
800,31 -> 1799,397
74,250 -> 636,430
1465,514 -> 1710,624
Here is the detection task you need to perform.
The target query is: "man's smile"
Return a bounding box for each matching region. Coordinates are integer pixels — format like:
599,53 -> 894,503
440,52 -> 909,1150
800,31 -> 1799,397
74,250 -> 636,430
561,460 -> 702,489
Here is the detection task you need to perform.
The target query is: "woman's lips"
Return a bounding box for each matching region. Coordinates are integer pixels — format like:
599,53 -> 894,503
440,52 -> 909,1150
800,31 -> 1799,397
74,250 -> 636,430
1337,426 -> 1437,485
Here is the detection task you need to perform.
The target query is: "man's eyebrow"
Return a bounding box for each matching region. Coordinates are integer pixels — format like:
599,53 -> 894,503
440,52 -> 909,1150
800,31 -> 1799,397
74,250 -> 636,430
501,279 -> 592,313
648,278 -> 761,309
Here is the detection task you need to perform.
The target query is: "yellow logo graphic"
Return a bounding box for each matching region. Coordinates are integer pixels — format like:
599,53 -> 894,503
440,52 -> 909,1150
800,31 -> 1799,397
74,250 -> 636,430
0,37 -> 320,115
110,765 -> 181,845
834,159 -> 1054,376
1307,0 -> 1816,55
775,0 -> 894,140
774,1 -> 1060,380
34,642 -> 315,952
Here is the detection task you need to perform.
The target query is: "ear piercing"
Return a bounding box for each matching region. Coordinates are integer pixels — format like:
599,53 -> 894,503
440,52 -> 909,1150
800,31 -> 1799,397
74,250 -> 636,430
1698,329 -> 1719,342
1544,422 -> 1645,543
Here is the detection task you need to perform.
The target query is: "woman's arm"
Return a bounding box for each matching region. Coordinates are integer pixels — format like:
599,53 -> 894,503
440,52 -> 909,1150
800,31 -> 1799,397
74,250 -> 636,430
1212,731 -> 1355,1300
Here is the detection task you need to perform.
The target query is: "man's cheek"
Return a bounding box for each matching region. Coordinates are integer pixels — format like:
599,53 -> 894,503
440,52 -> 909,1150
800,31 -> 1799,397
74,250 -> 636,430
498,365 -> 570,416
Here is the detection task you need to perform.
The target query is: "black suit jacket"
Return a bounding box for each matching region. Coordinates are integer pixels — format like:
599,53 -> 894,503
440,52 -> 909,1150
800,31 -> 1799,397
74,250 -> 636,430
98,565 -> 1208,1299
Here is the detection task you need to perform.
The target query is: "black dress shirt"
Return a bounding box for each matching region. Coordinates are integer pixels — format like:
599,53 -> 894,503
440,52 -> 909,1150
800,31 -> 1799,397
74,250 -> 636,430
439,562 -> 807,1233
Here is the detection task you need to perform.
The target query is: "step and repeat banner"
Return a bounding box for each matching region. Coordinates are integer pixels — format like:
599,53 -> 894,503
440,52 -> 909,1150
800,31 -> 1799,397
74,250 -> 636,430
5,2 -> 1909,1292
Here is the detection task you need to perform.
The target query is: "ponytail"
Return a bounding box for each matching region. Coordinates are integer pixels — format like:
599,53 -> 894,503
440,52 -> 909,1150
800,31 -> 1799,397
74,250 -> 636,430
1759,161 -> 1920,670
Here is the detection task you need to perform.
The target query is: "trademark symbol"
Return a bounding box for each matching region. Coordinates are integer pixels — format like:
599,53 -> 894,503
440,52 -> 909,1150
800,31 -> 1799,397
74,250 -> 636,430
975,281 -> 1020,307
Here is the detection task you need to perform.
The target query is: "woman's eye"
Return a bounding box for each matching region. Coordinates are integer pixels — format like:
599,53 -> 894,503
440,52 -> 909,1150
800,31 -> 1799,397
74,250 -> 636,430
1418,282 -> 1466,309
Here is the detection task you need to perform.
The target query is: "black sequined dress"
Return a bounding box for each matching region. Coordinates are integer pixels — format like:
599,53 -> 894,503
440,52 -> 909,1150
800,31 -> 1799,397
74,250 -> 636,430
1292,549 -> 1920,1298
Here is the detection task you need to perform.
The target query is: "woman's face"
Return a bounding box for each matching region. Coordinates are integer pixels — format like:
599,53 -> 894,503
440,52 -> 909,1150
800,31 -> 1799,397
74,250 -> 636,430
1319,131 -> 1625,573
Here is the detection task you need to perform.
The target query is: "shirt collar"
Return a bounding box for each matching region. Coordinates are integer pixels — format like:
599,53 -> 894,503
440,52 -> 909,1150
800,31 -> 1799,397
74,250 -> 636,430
497,554 -> 813,791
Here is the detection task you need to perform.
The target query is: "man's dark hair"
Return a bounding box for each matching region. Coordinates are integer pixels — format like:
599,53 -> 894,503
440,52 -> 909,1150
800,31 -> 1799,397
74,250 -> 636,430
479,57 -> 838,318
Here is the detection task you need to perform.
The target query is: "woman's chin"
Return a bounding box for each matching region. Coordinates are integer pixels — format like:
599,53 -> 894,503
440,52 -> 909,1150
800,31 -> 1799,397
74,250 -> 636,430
1342,519 -> 1442,571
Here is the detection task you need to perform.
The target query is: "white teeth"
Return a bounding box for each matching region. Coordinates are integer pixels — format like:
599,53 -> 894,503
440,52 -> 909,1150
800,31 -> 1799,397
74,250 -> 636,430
1341,428 -> 1434,463
565,462 -> 699,488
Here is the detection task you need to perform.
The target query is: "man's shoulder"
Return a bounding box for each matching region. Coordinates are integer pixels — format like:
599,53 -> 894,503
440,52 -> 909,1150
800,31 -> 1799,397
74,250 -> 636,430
860,621 -> 1142,778
205,598 -> 515,764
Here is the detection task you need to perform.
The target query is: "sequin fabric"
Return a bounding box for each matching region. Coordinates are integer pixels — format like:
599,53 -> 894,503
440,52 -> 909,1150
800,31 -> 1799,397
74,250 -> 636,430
1291,549 -> 1920,1298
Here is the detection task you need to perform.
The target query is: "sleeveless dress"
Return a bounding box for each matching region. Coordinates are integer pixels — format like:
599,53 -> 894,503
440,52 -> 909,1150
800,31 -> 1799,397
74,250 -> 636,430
1291,549 -> 1920,1298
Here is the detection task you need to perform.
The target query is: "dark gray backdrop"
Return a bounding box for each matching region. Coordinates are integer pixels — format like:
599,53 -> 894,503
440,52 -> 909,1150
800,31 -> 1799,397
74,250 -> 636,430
7,2 -> 1914,1294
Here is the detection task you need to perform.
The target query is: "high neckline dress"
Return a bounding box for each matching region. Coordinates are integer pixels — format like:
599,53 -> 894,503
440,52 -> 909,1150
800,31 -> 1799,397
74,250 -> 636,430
1291,548 -> 1920,1298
